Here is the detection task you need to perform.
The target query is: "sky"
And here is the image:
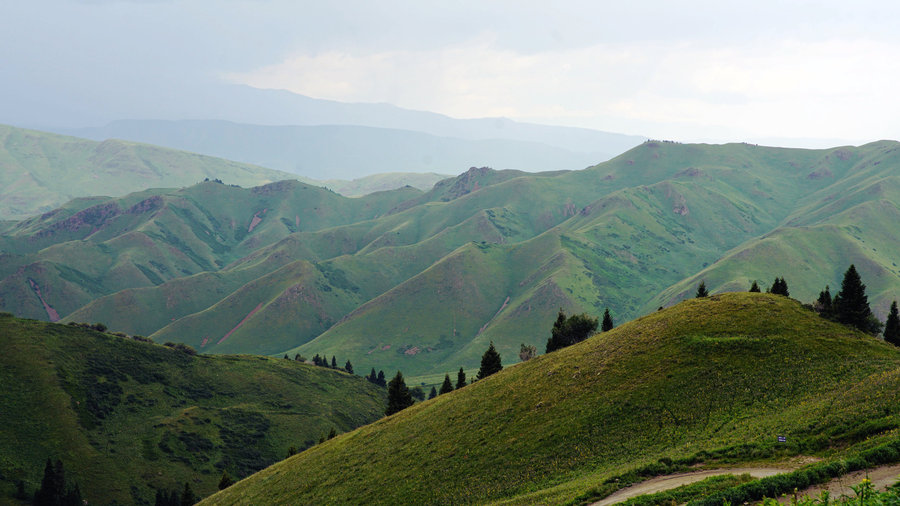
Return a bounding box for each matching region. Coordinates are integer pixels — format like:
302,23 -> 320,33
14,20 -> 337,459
4,0 -> 900,146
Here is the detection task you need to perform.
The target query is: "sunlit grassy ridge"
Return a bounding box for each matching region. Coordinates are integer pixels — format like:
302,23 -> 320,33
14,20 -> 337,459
203,293 -> 900,505
0,313 -> 386,504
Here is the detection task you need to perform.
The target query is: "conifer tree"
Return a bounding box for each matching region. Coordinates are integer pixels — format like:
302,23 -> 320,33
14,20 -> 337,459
344,360 -> 353,374
601,308 -> 614,331
456,367 -> 467,389
439,374 -> 454,394
218,471 -> 234,490
327,427 -> 337,439
816,285 -> 833,316
546,310 -> 598,352
769,277 -> 789,296
884,301 -> 900,347
695,281 -> 709,298
477,341 -> 503,380
385,371 -> 414,415
180,482 -> 197,506
367,368 -> 378,384
834,264 -> 881,334
749,280 -> 760,292
376,370 -> 386,387
34,458 -> 65,506
331,355 -> 337,368
428,386 -> 437,399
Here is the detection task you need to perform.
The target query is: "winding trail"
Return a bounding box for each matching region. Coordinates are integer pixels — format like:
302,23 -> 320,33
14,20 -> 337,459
590,467 -> 791,506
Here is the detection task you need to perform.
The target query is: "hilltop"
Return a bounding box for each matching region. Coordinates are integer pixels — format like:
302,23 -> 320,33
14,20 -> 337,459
203,293 -> 900,505
0,313 -> 386,504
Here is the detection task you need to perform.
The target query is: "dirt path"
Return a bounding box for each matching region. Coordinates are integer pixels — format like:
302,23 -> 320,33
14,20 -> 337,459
775,464 -> 900,503
591,468 -> 791,506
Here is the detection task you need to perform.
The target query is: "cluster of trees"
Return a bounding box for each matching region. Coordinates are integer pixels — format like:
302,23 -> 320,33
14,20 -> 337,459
154,483 -> 196,506
365,368 -> 387,387
31,459 -> 83,506
385,342 -> 503,416
545,308 -> 613,353
306,353 -> 353,373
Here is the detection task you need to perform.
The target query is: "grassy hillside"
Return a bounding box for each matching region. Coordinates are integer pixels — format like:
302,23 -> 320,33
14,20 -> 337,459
203,293 -> 900,505
0,313 -> 386,504
0,124 -> 300,220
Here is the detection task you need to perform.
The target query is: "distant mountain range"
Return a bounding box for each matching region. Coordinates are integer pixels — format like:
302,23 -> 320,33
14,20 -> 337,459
3,130 -> 899,379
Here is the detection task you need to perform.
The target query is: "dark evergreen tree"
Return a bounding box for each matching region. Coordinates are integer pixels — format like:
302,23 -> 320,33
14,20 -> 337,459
34,458 -> 65,506
376,370 -> 387,387
385,371 -> 414,415
546,310 -> 599,352
180,482 -> 197,506
884,301 -> 900,347
367,368 -> 378,384
294,353 -> 303,361
476,341 -> 503,380
456,367 -> 467,389
439,374 -> 454,395
601,308 -> 614,331
428,386 -> 437,399
287,446 -> 297,457
327,427 -> 337,439
695,281 -> 709,298
218,471 -> 234,490
344,360 -> 353,374
749,280 -> 760,292
283,354 -> 289,359
14,480 -> 27,500
769,277 -> 789,296
833,264 -> 881,334
816,285 -> 833,316
312,354 -> 322,366
331,355 -> 337,368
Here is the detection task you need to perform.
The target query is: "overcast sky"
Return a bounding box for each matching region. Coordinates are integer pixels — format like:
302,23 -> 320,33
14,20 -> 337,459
4,0 -> 900,145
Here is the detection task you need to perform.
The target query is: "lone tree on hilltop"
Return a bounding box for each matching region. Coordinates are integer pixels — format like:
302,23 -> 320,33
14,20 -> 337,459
833,264 -> 882,335
749,280 -> 760,293
695,281 -> 709,298
601,308 -> 614,331
456,367 -> 467,389
439,374 -> 454,394
884,301 -> 900,347
546,310 -> 599,352
768,277 -> 789,297
476,341 -> 503,380
385,371 -> 414,416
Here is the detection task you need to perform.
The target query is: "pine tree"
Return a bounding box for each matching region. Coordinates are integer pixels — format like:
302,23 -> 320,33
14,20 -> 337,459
331,355 -> 337,368
884,301 -> 900,347
769,277 -> 789,296
834,264 -> 881,334
312,354 -> 322,366
816,285 -> 833,316
385,371 -> 414,415
344,360 -> 353,374
367,368 -> 378,384
601,308 -> 614,331
546,310 -> 599,352
218,471 -> 234,490
476,341 -> 503,380
439,374 -> 453,394
749,280 -> 760,292
695,281 -> 709,298
180,482 -> 197,506
34,458 -> 65,506
456,367 -> 467,389
287,446 -> 297,457
428,386 -> 437,399
376,370 -> 386,387
327,427 -> 337,439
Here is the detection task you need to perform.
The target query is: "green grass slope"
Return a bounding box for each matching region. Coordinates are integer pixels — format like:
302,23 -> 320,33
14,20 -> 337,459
204,293 -> 900,505
0,124 -> 300,220
0,313 -> 386,504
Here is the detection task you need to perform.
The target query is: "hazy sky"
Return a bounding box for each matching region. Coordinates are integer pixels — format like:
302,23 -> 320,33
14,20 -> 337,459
4,0 -> 900,145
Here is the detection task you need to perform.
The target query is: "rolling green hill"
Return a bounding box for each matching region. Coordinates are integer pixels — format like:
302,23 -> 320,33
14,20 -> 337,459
0,312 -> 386,504
5,139 -> 900,379
202,293 -> 900,505
0,124 -> 303,220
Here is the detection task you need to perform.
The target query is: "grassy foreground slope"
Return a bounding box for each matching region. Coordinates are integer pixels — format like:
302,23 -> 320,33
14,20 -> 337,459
205,293 -> 900,505
0,313 -> 385,504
